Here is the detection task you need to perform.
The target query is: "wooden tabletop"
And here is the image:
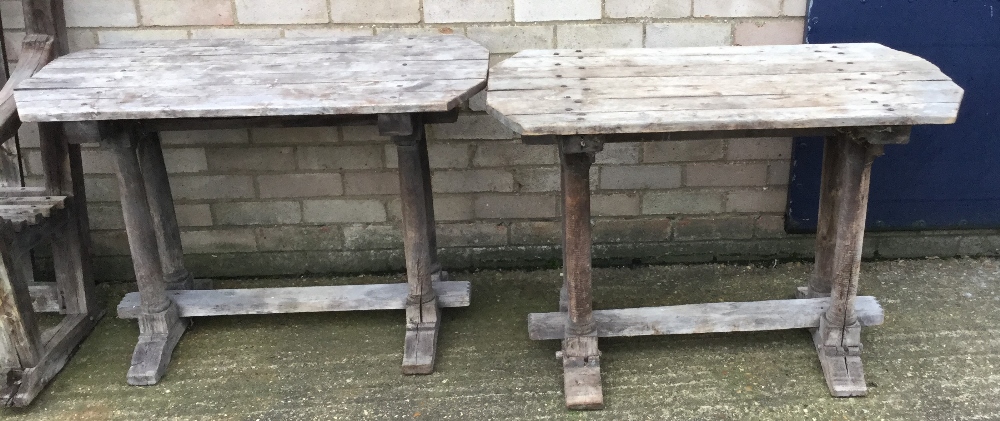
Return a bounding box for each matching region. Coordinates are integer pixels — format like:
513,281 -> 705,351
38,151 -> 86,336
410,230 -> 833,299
14,36 -> 489,122
485,43 -> 964,137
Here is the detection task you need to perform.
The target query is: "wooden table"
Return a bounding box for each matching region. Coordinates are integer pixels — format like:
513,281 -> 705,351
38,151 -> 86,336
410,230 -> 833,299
13,35 -> 488,385
486,43 -> 964,409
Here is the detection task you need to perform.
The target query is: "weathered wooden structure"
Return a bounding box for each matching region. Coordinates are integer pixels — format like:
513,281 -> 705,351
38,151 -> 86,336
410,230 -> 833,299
486,43 -> 964,409
0,0 -> 102,407
14,35 -> 488,384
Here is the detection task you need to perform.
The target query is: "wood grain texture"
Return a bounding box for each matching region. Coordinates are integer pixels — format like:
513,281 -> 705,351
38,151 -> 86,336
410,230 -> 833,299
14,36 -> 489,122
0,34 -> 54,140
486,43 -> 963,137
527,296 -> 884,341
117,281 -> 471,318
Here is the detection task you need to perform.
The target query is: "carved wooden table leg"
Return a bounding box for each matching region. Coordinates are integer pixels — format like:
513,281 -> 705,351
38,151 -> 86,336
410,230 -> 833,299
136,132 -> 193,291
382,114 -> 441,375
807,129 -> 885,397
558,136 -> 604,410
102,122 -> 187,386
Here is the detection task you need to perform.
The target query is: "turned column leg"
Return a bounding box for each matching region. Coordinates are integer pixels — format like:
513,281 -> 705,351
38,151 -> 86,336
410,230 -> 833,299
382,114 -> 440,375
810,130 -> 884,397
558,136 -> 603,410
102,122 -> 187,386
136,131 -> 194,290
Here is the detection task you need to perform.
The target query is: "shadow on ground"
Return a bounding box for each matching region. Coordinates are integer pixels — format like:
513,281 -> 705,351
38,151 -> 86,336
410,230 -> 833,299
2,257 -> 998,420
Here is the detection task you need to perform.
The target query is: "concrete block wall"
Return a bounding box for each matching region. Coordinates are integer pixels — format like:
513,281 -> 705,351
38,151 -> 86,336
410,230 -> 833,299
3,0 -> 996,280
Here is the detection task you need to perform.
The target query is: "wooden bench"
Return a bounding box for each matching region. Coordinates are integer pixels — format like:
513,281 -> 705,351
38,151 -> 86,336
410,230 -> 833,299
486,43 -> 964,409
13,35 -> 488,385
0,6 -> 103,406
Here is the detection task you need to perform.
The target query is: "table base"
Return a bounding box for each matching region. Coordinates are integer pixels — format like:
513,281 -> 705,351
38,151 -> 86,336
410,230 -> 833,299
103,112 -> 462,385
538,128 -> 891,409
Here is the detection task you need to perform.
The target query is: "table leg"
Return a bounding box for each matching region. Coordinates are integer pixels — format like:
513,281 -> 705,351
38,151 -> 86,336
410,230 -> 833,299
391,116 -> 441,375
808,131 -> 883,397
559,143 -> 603,410
103,123 -> 186,386
136,132 -> 193,290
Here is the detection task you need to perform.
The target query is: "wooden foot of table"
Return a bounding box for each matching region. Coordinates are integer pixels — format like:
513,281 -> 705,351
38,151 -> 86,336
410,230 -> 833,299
560,335 -> 603,410
814,316 -> 867,397
126,301 -> 187,386
402,296 -> 440,375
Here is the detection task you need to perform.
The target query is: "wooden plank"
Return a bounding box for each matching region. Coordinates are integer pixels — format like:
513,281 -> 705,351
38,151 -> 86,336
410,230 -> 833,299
31,59 -> 487,80
498,50 -> 925,71
490,59 -> 943,80
45,51 -> 488,70
16,91 -> 474,122
487,70 -> 951,92
510,43 -> 892,58
87,35 -> 477,49
527,296 -> 885,341
0,196 -> 66,208
17,79 -> 485,103
494,103 -> 961,136
117,281 -> 472,319
487,80 -> 961,103
489,90 -> 962,117
69,39 -> 484,58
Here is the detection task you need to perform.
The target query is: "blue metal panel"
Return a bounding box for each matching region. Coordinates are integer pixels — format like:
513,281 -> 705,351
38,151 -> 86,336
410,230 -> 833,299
786,0 -> 1000,232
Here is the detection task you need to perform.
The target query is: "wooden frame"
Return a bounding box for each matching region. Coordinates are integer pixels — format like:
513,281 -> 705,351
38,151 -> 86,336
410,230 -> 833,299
0,1 -> 103,405
520,129 -> 895,408
101,111 -> 469,385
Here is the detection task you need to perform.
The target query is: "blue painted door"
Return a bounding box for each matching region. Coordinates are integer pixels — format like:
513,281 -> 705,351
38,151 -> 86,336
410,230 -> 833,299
786,0 -> 999,232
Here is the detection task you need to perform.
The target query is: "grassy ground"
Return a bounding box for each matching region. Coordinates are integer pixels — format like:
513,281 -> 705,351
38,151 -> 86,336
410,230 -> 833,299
2,257 -> 999,420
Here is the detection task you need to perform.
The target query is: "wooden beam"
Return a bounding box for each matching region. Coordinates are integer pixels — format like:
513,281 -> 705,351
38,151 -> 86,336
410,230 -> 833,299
0,35 -> 54,141
117,281 -> 472,319
521,128 -> 841,145
528,296 -> 884,341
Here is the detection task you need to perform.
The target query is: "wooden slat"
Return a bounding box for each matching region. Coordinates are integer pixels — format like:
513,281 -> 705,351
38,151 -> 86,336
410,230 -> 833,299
30,59 -> 487,81
487,70 -> 950,92
117,281 -> 472,319
17,91 -> 475,122
75,38 -> 480,56
490,59 -> 943,80
489,89 -> 961,116
495,103 -> 960,136
17,79 -> 485,102
497,50 -> 925,71
89,35 -> 473,49
45,51 -> 488,69
527,296 -> 884,341
0,196 -> 66,208
510,43 -> 889,58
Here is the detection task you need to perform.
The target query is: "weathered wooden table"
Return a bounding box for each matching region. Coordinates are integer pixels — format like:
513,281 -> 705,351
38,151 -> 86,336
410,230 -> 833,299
13,36 -> 489,385
486,43 -> 964,409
